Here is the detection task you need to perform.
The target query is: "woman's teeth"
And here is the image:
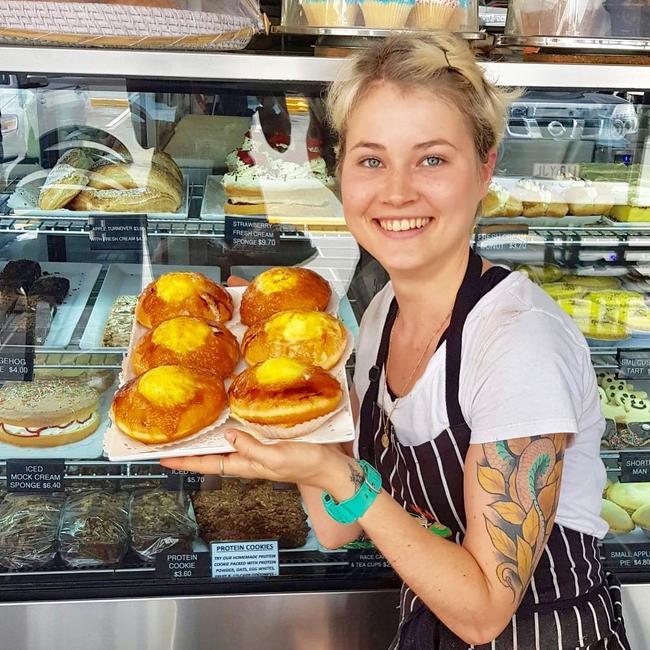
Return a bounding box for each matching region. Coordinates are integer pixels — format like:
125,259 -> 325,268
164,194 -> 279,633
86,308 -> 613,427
377,218 -> 431,232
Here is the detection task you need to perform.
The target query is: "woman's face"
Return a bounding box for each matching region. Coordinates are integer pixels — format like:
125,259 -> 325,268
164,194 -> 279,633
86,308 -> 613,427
340,81 -> 494,276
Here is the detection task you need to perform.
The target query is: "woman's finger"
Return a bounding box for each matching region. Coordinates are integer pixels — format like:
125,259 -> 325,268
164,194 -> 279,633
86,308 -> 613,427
160,455 -> 228,475
226,276 -> 249,287
225,429 -> 281,466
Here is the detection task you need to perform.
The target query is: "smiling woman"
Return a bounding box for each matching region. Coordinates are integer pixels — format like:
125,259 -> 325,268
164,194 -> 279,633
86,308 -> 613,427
161,33 -> 631,650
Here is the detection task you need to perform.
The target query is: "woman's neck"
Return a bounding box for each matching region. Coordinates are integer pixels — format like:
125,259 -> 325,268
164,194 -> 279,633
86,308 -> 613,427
389,248 -> 470,336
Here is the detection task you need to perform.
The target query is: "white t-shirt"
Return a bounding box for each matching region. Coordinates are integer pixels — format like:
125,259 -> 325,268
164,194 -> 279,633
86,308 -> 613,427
353,271 -> 608,539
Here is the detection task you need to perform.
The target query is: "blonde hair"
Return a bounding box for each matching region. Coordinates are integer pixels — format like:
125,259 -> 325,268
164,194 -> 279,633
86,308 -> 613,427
327,32 -> 516,164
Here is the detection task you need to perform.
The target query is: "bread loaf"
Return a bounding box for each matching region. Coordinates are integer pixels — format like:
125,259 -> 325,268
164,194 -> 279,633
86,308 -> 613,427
70,187 -> 179,213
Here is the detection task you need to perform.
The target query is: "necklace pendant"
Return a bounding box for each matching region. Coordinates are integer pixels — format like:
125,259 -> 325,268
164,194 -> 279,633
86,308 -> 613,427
381,432 -> 390,449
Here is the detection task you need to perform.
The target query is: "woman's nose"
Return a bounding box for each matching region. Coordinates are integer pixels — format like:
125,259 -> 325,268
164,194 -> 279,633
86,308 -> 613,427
380,167 -> 418,206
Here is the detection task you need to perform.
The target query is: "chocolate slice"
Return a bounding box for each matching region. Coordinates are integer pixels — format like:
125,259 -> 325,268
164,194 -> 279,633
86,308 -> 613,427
27,276 -> 70,308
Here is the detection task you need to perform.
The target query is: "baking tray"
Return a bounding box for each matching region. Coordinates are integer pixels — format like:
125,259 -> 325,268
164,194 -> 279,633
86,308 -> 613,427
8,172 -> 190,221
104,287 -> 355,461
0,379 -> 114,460
200,175 -> 345,225
271,25 -> 486,40
497,34 -> 650,53
79,263 -> 222,350
0,261 -> 101,348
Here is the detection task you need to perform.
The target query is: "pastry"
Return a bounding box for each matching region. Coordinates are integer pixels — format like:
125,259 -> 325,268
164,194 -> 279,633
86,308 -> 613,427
513,179 -> 568,218
619,305 -> 650,332
26,275 -> 70,308
606,481 -> 650,515
39,165 -> 89,210
562,275 -> 621,290
598,387 -> 627,421
129,488 -> 196,562
610,205 -> 650,222
34,366 -> 116,394
586,290 -> 645,308
359,0 -> 415,27
541,282 -> 585,300
69,187 -> 179,213
300,0 -> 358,26
152,150 -> 183,186
407,0 -> 460,29
228,357 -> 342,433
88,162 -> 181,205
601,499 -> 635,535
102,295 -> 138,347
515,264 -> 563,283
240,267 -> 331,326
111,365 -> 228,444
0,495 -> 64,570
563,180 -> 613,216
618,397 -> 650,424
0,259 -> 41,289
572,318 -> 629,341
59,491 -> 129,568
192,479 -> 309,549
132,316 -> 239,379
0,379 -> 100,448
136,272 -> 233,328
556,298 -> 604,321
242,310 -> 347,370
480,182 -> 523,218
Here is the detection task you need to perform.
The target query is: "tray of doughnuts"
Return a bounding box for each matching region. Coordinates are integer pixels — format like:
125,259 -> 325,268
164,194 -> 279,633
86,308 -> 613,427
104,266 -> 355,461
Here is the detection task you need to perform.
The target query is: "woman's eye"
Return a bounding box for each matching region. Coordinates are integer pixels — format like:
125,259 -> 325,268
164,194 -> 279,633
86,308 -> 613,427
422,155 -> 443,167
361,158 -> 382,169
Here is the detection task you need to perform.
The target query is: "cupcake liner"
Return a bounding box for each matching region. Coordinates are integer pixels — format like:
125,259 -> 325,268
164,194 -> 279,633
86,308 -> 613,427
360,0 -> 413,28
408,3 -> 458,29
302,0 -> 358,26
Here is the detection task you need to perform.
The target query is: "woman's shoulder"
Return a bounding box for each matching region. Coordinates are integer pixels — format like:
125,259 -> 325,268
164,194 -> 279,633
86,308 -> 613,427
358,281 -> 395,333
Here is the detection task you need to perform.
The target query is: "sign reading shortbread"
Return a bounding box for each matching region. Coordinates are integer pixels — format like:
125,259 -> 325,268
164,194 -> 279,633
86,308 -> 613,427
210,540 -> 279,578
0,346 -> 34,382
224,216 -> 279,251
620,452 -> 650,482
89,215 -> 147,250
6,459 -> 64,493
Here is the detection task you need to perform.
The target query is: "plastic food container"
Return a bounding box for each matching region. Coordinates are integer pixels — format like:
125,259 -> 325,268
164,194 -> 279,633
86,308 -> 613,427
0,0 -> 265,50
280,0 -> 478,31
504,0 -> 612,37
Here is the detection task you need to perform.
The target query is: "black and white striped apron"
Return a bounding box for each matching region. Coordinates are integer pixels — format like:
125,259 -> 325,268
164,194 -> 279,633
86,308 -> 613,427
358,250 -> 630,650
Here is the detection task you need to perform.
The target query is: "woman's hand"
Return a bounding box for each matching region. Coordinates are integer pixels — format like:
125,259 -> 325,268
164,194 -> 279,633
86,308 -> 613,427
160,429 -> 351,492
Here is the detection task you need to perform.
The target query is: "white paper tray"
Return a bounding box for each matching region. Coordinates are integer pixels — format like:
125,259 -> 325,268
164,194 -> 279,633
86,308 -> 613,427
0,380 -> 113,460
0,261 -> 101,348
104,286 -> 354,461
79,263 -> 222,350
8,172 -> 190,220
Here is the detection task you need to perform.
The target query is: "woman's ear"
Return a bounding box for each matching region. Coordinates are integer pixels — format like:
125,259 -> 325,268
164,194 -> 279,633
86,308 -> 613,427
479,148 -> 498,195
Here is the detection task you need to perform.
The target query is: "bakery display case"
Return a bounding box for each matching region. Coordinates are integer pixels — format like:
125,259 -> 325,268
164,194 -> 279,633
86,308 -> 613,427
1,47 -> 650,649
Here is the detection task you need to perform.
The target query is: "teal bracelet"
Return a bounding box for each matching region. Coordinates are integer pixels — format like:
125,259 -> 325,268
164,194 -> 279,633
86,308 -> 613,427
322,460 -> 382,524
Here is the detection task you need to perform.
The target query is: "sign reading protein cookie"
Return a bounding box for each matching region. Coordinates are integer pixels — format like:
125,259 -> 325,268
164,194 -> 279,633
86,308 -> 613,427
224,216 -> 280,251
89,215 -> 147,251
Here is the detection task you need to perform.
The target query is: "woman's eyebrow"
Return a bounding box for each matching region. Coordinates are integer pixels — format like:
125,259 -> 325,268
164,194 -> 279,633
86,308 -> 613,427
349,141 -> 385,151
414,139 -> 457,150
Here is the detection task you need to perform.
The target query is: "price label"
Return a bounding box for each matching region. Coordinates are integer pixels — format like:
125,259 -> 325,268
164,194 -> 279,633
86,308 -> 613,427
347,549 -> 393,576
225,216 -> 280,252
620,452 -> 650,482
6,459 -> 64,493
89,215 -> 147,250
164,469 -> 205,491
602,542 -> 650,570
533,163 -> 580,179
211,540 -> 279,579
617,351 -> 650,379
0,346 -> 34,382
475,225 -> 529,252
155,552 -> 210,580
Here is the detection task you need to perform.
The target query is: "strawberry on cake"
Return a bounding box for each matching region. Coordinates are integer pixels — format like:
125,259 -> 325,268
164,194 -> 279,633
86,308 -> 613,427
222,127 -> 342,223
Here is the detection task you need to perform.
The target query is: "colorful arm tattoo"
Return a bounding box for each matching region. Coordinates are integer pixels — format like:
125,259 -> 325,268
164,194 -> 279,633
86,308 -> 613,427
477,434 -> 565,602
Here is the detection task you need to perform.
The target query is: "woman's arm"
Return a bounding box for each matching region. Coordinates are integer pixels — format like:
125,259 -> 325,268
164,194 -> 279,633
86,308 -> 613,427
337,433 -> 566,645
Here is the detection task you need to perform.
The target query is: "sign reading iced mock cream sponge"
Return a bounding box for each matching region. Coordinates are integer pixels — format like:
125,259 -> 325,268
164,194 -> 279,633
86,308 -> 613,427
6,459 -> 64,493
211,540 -> 279,578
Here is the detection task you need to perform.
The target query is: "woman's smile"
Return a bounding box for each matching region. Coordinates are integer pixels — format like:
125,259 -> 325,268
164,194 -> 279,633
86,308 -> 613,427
372,216 -> 433,237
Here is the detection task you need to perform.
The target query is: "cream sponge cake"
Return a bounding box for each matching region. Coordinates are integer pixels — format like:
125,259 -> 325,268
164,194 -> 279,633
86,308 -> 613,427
0,379 -> 99,447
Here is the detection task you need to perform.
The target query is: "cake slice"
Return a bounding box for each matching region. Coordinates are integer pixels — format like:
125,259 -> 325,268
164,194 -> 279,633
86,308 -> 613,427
27,276 -> 70,308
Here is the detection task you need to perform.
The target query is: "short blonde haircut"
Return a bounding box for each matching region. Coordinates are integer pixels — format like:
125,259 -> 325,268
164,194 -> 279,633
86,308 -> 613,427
327,32 -> 515,164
